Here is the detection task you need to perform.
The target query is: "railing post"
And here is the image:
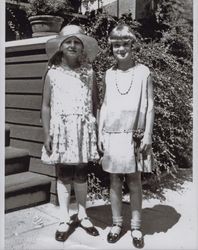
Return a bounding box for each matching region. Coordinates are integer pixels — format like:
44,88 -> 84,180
117,0 -> 119,18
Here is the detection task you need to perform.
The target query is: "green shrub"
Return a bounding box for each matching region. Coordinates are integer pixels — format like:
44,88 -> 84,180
24,0 -> 73,17
82,0 -> 192,197
6,0 -> 192,197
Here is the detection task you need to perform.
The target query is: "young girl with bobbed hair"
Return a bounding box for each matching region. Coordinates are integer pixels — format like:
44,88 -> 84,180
98,24 -> 154,248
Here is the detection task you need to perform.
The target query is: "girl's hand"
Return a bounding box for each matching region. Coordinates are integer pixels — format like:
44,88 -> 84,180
44,135 -> 52,155
140,134 -> 152,154
98,134 -> 104,154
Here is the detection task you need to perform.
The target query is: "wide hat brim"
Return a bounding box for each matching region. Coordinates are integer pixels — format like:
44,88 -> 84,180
46,33 -> 98,62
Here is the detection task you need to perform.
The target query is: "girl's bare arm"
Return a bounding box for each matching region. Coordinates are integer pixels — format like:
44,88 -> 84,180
41,74 -> 52,153
92,71 -> 99,118
98,75 -> 107,153
141,74 -> 154,150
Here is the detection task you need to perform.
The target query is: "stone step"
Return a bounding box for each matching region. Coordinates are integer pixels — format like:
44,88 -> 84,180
5,171 -> 52,213
5,146 -> 30,176
5,124 -> 10,147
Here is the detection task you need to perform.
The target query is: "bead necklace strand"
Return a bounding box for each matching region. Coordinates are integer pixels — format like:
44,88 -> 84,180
115,68 -> 134,95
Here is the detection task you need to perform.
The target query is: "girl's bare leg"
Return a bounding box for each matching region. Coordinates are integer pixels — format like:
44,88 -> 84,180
110,174 -> 123,222
126,172 -> 144,248
107,174 -> 123,243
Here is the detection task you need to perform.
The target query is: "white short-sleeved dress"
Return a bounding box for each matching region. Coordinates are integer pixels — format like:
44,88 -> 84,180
102,64 -> 153,174
41,65 -> 99,165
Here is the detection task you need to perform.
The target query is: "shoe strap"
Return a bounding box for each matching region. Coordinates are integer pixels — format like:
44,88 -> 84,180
77,216 -> 90,221
79,217 -> 91,223
82,217 -> 90,220
59,221 -> 71,226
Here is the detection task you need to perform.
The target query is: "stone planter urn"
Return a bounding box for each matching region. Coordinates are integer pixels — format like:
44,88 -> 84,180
28,15 -> 64,37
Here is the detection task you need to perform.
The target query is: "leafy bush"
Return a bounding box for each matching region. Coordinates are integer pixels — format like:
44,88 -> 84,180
6,0 -> 193,197
6,6 -> 32,40
24,0 -> 73,17
80,0 -> 192,195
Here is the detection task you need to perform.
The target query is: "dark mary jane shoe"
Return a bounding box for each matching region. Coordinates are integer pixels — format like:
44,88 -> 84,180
55,222 -> 72,242
78,217 -> 99,236
131,229 -> 144,249
107,224 -> 122,243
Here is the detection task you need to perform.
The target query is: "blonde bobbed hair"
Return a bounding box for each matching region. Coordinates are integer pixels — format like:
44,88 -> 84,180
108,24 -> 137,44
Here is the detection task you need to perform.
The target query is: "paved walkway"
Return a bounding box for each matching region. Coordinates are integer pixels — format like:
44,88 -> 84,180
5,173 -> 198,250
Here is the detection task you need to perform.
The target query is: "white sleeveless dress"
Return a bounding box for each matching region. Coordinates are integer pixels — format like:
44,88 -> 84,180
102,64 -> 153,173
41,65 -> 99,165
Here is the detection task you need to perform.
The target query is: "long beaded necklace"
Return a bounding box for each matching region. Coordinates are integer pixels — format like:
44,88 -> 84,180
115,67 -> 135,95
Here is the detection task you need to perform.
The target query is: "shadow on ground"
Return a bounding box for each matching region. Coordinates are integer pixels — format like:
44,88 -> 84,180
87,203 -> 181,237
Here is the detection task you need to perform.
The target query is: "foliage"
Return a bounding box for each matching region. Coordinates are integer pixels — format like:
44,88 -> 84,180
24,0 -> 74,17
79,0 -> 193,192
139,41 -> 193,174
142,168 -> 192,201
6,6 -> 32,40
6,0 -> 193,197
87,172 -> 110,203
6,0 -> 81,40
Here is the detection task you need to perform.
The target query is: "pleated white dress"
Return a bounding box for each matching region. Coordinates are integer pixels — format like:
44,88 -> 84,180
41,65 -> 99,165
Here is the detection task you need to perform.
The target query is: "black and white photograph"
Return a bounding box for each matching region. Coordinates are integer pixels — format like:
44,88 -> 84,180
1,0 -> 198,249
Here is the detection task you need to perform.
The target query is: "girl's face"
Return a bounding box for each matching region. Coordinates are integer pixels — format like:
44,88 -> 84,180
61,36 -> 83,60
112,40 -> 132,62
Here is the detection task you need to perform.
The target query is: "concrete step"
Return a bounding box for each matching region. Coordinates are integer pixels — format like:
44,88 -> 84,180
5,146 -> 30,176
5,124 -> 10,147
5,172 -> 52,213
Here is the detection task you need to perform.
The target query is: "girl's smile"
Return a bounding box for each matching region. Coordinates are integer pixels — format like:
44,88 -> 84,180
112,40 -> 132,61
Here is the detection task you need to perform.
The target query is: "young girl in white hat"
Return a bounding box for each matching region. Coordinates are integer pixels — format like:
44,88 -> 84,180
41,25 -> 100,242
98,24 -> 154,248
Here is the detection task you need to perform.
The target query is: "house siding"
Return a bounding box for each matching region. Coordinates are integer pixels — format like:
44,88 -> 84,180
5,37 -> 57,203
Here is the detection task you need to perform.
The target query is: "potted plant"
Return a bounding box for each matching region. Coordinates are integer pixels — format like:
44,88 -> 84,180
24,0 -> 74,37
